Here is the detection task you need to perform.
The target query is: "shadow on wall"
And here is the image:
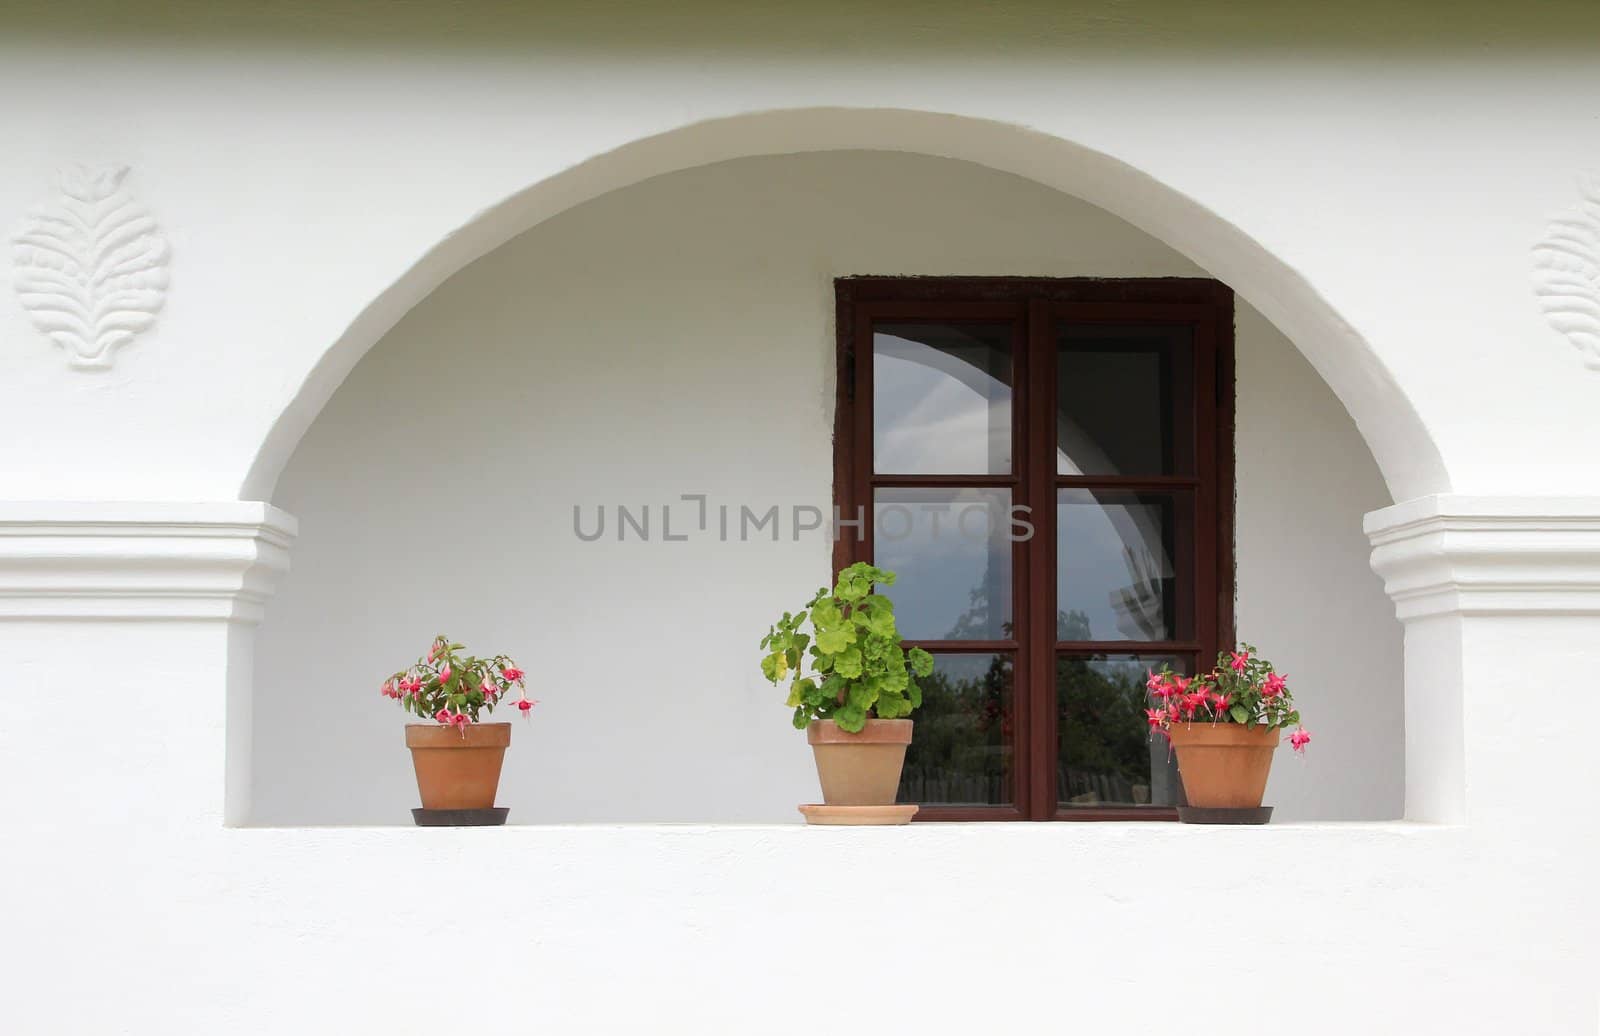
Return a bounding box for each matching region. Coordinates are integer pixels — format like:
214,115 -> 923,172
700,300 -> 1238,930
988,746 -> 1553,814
250,150 -> 1401,826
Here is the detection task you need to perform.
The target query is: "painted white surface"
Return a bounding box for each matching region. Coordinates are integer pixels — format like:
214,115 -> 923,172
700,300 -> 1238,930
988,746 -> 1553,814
2,500 -> 1593,1034
1,36 -> 1597,504
0,9 -> 1597,1032
251,152 -> 1401,825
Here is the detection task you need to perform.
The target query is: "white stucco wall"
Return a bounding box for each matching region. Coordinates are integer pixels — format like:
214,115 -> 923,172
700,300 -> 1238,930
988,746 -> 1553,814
252,151 -> 1400,825
1,6 -> 1596,1033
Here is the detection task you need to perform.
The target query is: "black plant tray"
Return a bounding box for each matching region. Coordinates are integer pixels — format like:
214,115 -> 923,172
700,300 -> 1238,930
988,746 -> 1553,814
1176,805 -> 1273,825
412,807 -> 509,827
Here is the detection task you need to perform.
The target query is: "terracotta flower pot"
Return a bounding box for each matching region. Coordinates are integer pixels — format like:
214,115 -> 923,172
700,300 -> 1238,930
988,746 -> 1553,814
405,722 -> 510,810
806,718 -> 913,806
1167,722 -> 1279,808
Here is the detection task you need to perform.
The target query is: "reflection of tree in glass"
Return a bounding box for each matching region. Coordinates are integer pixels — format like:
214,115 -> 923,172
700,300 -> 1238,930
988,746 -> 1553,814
942,583 -> 1005,641
1057,657 -> 1158,805
1057,609 -> 1091,641
899,653 -> 1013,807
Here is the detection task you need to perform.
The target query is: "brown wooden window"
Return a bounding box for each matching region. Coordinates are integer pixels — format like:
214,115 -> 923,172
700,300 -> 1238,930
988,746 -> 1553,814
833,277 -> 1235,821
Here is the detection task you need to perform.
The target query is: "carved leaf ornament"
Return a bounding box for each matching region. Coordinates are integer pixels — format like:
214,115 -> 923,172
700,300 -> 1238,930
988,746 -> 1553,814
12,164 -> 169,369
1533,173 -> 1600,370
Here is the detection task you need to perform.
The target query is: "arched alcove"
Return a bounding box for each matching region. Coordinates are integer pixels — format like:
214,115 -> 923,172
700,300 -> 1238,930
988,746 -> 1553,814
250,149 -> 1403,824
241,107 -> 1448,503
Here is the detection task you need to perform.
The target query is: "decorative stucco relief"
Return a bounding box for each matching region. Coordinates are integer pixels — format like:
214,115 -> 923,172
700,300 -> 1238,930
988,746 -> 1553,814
12,164 -> 169,369
1533,173 -> 1600,370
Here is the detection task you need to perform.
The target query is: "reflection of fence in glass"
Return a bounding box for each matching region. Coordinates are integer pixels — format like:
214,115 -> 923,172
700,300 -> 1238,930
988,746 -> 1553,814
1057,656 -> 1183,809
898,653 -> 1014,807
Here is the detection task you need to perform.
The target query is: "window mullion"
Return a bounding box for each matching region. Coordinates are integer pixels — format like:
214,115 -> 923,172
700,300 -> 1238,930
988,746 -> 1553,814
1024,298 -> 1057,821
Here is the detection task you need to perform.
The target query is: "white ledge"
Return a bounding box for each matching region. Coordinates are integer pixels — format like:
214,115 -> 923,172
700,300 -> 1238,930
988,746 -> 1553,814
0,501 -> 297,622
1366,494 -> 1600,618
230,819 -> 1451,848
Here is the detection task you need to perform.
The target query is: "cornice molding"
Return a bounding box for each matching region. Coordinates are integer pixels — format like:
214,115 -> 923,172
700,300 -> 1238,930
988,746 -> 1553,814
0,502 -> 297,622
1366,495 -> 1600,619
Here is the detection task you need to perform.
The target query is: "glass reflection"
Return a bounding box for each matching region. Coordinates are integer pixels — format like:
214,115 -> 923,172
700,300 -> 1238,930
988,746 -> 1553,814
1057,655 -> 1184,808
1057,490 -> 1182,642
874,488 -> 1013,641
874,323 -> 1012,475
1056,325 -> 1190,476
899,653 -> 1014,807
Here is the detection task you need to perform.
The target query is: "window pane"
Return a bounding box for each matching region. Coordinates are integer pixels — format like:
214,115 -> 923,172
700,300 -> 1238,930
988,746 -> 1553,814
874,488 -> 1013,641
1058,654 -> 1185,809
900,653 -> 1015,807
1057,324 -> 1193,476
1057,489 -> 1188,642
874,322 -> 1012,474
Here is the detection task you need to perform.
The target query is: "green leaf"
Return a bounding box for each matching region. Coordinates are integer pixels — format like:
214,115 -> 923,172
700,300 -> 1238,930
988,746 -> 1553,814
787,677 -> 816,708
816,627 -> 856,654
811,599 -> 843,629
875,693 -> 908,719
834,705 -> 867,732
1230,704 -> 1249,724
833,648 -> 864,679
907,647 -> 935,678
792,706 -> 810,730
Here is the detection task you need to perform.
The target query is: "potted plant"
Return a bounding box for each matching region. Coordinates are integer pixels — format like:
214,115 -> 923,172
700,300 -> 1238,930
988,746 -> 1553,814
760,563 -> 934,825
380,636 -> 537,826
1145,643 -> 1310,824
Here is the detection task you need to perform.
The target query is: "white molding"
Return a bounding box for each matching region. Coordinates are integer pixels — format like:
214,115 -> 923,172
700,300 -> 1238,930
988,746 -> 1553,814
11,164 -> 170,369
1532,172 -> 1600,371
1366,495 -> 1600,618
0,502 -> 297,622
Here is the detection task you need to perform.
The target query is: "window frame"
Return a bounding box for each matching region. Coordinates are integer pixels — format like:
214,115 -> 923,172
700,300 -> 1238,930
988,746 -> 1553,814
833,277 -> 1236,821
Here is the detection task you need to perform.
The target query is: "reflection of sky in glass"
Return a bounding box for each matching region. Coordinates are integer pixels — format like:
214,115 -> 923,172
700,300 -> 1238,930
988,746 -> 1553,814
874,489 -> 1011,640
1057,493 -> 1175,641
873,329 -> 1011,474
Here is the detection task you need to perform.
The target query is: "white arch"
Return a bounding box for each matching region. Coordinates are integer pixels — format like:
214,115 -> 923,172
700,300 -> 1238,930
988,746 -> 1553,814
240,107 -> 1448,500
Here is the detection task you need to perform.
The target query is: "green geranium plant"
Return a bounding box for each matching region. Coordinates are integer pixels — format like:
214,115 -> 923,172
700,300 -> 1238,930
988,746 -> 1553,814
759,563 -> 934,732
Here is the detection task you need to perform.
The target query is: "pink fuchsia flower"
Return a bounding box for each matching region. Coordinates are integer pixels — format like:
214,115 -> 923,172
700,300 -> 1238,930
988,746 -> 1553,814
437,664 -> 452,685
479,677 -> 497,697
380,680 -> 397,699
449,712 -> 471,730
1262,672 -> 1288,698
1210,690 -> 1229,714
516,699 -> 538,713
503,667 -> 525,682
1181,691 -> 1208,718
1146,670 -> 1169,693
1229,651 -> 1250,673
1171,674 -> 1192,695
400,677 -> 422,696
434,709 -> 453,725
1143,707 -> 1165,730
1288,727 -> 1311,753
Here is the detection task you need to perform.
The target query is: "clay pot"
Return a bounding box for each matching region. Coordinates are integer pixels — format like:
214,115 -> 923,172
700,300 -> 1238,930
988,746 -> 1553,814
405,722 -> 510,810
1167,722 -> 1279,808
807,718 -> 913,806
